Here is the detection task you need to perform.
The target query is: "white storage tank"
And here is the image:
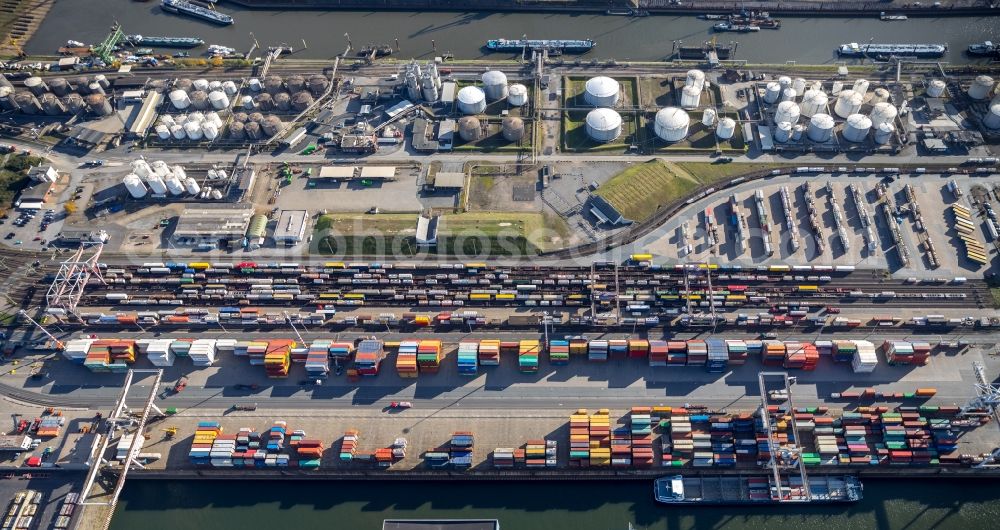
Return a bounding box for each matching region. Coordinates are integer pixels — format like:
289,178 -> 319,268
792,77 -> 807,96
189,111 -> 205,124
170,124 -> 186,140
781,88 -> 796,102
984,103 -> 1000,129
792,124 -> 806,141
248,78 -> 262,92
24,76 -> 47,96
800,89 -> 827,118
871,88 -> 890,104
702,108 -> 716,127
145,174 -> 167,195
123,174 -> 147,199
165,175 -> 185,196
159,114 -> 176,127
507,83 -> 528,106
843,113 -> 872,143
94,74 -> 109,89
206,111 -> 224,129
457,86 -> 486,115
874,122 -> 895,144
680,85 -> 701,109
586,107 -> 623,143
773,121 -> 792,143
778,76 -> 792,91
184,121 -> 203,140
211,189 -> 223,200
834,89 -> 863,118
155,124 -> 171,140
716,117 -> 736,140
926,79 -> 946,98
968,75 -> 994,100
831,80 -> 844,95
184,177 -> 201,195
202,121 -> 219,140
208,80 -> 223,91
685,69 -> 705,90
193,78 -> 210,92
501,117 -> 525,141
151,160 -> 171,178
241,95 -> 255,110
763,82 -> 781,104
869,102 -> 898,127
209,91 -> 230,110
852,79 -> 869,97
481,70 -> 508,101
654,107 -> 689,142
774,101 -> 800,125
171,165 -> 187,181
584,76 -> 620,107
132,159 -> 152,179
169,89 -> 190,110
807,113 -> 835,142
222,80 -> 238,96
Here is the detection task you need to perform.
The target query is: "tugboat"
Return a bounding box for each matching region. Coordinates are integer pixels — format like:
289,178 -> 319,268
968,41 -> 1000,58
206,44 -> 237,57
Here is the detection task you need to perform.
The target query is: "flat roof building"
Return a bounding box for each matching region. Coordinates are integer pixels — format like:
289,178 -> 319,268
28,164 -> 58,183
318,166 -> 357,180
275,209 -> 309,245
433,172 -> 465,189
16,181 -> 54,209
360,166 -> 397,181
172,204 -> 254,246
415,215 -> 439,247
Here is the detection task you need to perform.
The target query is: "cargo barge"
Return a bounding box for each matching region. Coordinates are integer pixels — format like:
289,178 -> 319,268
161,0 -> 235,25
967,41 -> 1000,58
837,42 -> 947,58
125,35 -> 205,48
654,475 -> 863,505
485,38 -> 595,53
713,22 -> 760,33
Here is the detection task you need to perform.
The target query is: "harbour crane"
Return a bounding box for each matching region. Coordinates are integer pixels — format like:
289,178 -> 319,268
757,372 -> 813,502
94,23 -> 126,64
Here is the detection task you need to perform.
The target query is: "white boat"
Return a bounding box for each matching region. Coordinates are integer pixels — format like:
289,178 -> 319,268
880,12 -> 908,21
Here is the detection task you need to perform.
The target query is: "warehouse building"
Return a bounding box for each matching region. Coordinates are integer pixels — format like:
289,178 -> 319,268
432,172 -> 465,190
588,195 -> 630,226
317,166 -> 357,180
415,215 -> 439,247
172,205 -> 254,247
359,166 -> 397,181
275,209 -> 309,246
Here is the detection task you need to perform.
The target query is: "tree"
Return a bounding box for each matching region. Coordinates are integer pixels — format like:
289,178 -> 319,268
211,55 -> 223,68
64,202 -> 77,214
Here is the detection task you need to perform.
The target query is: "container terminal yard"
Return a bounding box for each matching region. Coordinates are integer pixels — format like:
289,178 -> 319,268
0,4 -> 997,530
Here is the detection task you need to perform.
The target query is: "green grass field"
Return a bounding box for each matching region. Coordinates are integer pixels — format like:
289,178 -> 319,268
676,161 -> 793,182
595,160 -> 701,222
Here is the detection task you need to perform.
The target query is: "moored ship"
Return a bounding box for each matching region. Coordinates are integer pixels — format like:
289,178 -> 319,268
654,475 -> 863,505
125,35 -> 205,48
968,41 -> 1000,58
161,0 -> 235,25
713,22 -> 760,33
485,38 -> 595,53
837,42 -> 947,58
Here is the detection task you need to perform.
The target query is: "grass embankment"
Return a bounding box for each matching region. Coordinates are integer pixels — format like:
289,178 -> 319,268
991,288 -> 1000,309
675,162 -> 793,182
0,153 -> 46,215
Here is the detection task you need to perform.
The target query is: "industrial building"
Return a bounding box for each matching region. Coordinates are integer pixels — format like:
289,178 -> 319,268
275,209 -> 309,246
172,204 -> 254,247
588,195 -> 630,226
415,214 -> 439,247
433,172 -> 466,190
16,181 -> 54,209
28,164 -> 58,183
359,166 -> 397,181
317,166 -> 357,180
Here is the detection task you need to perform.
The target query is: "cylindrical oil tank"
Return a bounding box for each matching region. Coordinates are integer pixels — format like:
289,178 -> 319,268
0,75 -> 10,89
781,88 -> 796,102
41,93 -> 65,115
792,77 -> 807,96
807,113 -> 835,142
210,189 -> 223,200
716,117 -> 736,140
261,115 -> 282,136
800,89 -> 827,118
501,117 -> 525,142
170,124 -> 186,140
63,93 -> 85,113
169,90 -> 190,110
188,111 -> 205,124
685,69 -> 705,90
874,122 -> 895,144
241,95 -> 255,110
457,116 -> 482,142
245,121 -> 262,140
968,75 -> 994,100
308,74 -> 329,97
202,121 -> 219,140
155,124 -> 171,140
189,90 -> 209,110
247,78 -> 262,92
48,77 -> 71,96
680,85 -> 701,109
165,175 -> 185,196
24,76 -> 47,96
585,76 -> 620,107
292,91 -> 313,111
262,92 -> 284,113
777,76 -> 791,90
871,87 -> 890,104
254,92 -> 273,111
184,121 -> 203,140
184,177 -> 201,195
926,79 -> 946,98
852,79 -> 869,97
145,174 -> 167,195
984,103 -> 1000,129
228,121 -> 246,139
263,75 -> 283,94
869,102 -> 898,127
15,92 -> 41,114
151,160 -> 171,178
507,84 -> 528,106
834,89 -> 863,118
159,115 -> 176,127
457,86 -> 486,115
774,101 -> 800,125
702,108 -> 716,127
774,121 -> 792,143
248,112 -> 264,124
792,124 -> 806,141
87,82 -> 105,96
172,164 -> 187,181
0,87 -> 18,111
123,174 -> 147,199
586,107 -> 622,143
222,80 -> 238,96
232,111 -> 248,123
763,82 -> 781,104
86,94 -> 112,116
131,160 -> 151,179
206,111 -> 223,129
192,78 -> 210,92
174,78 -> 193,92
209,91 -> 230,110
654,107 -> 689,142
94,74 -> 109,89
843,114 -> 872,143
285,75 -> 306,93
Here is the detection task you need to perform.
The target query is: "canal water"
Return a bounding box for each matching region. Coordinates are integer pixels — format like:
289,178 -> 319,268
111,478 -> 1000,530
27,1 -> 998,64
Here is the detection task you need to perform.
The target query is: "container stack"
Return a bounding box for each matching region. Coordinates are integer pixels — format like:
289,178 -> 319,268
841,412 -> 874,464
355,338 -> 385,376
569,338 -> 588,357
609,339 -> 628,359
706,339 -> 728,373
339,429 -> 360,462
417,339 -> 443,373
884,340 -> 922,365
190,421 -> 222,466
244,341 -> 268,366
588,340 -> 609,362
264,340 -> 292,378
391,437 -> 408,461
116,433 -> 140,461
35,416 -> 62,438
478,339 -> 501,366
611,426 -> 632,467
667,341 -> 687,366
630,407 -> 655,467
911,341 -> 932,365
733,412 -> 757,463
84,345 -> 110,372
762,340 -> 785,366
691,413 -> 714,467
710,414 -> 736,467
589,410 -> 611,467
500,341 -> 518,362
569,410 -> 590,466
374,447 -> 394,467
291,346 -> 309,364
627,339 -> 649,359
548,339 -> 570,365
396,340 -> 419,378
686,340 -> 707,366
328,341 -> 354,362
457,341 -> 479,376
232,427 -> 258,468
424,449 -> 450,469
833,340 -> 857,363
852,340 -> 878,373
209,434 -> 236,468
305,342 -> 330,379
669,409 -> 693,466
726,340 -> 748,365
266,421 -> 287,453
524,439 -> 547,468
493,447 -> 515,468
142,339 -> 176,367
62,338 -> 96,364
189,339 -> 217,366
783,341 -> 819,370
450,431 -> 474,469
294,438 -> 323,468
518,340 -> 540,372
648,340 -> 668,366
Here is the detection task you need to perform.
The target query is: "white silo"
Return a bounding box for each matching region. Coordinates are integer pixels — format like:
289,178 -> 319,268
123,174 -> 147,199
585,108 -> 622,143
800,89 -> 827,118
171,165 -> 187,181
781,88 -> 796,102
184,177 -> 201,195
873,122 -> 895,144
210,189 -> 223,200
159,114 -> 176,127
680,85 -> 701,109
871,88 -> 890,104
792,78 -> 807,96
807,113 -> 835,142
457,86 -> 486,115
145,174 -> 167,195
132,159 -> 152,179
773,121 -> 792,143
584,76 -> 620,108
222,81 -> 238,96
165,175 -> 185,196
421,74 -> 439,102
206,111 -> 224,129
169,89 -> 190,110
984,103 -> 1000,129
926,79 -> 946,98
654,107 -> 689,142
702,108 -> 717,127
170,124 -> 186,140
834,89 -> 863,118
184,121 -> 203,140
155,124 -> 171,140
685,69 -> 706,90
151,160 -> 171,178
193,78 -> 210,92
248,78 -> 262,92
792,124 -> 806,141
763,82 -> 781,104
778,76 -> 792,91
203,122 -> 219,140
94,74 -> 109,90
208,80 -> 223,92
869,102 -> 898,127
774,101 -> 801,125
481,70 -> 508,101
209,91 -> 230,110
507,84 -> 528,106
716,117 -> 736,140
189,111 -> 205,124
968,75 -> 994,100
852,79 -> 869,97
843,114 -> 872,143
